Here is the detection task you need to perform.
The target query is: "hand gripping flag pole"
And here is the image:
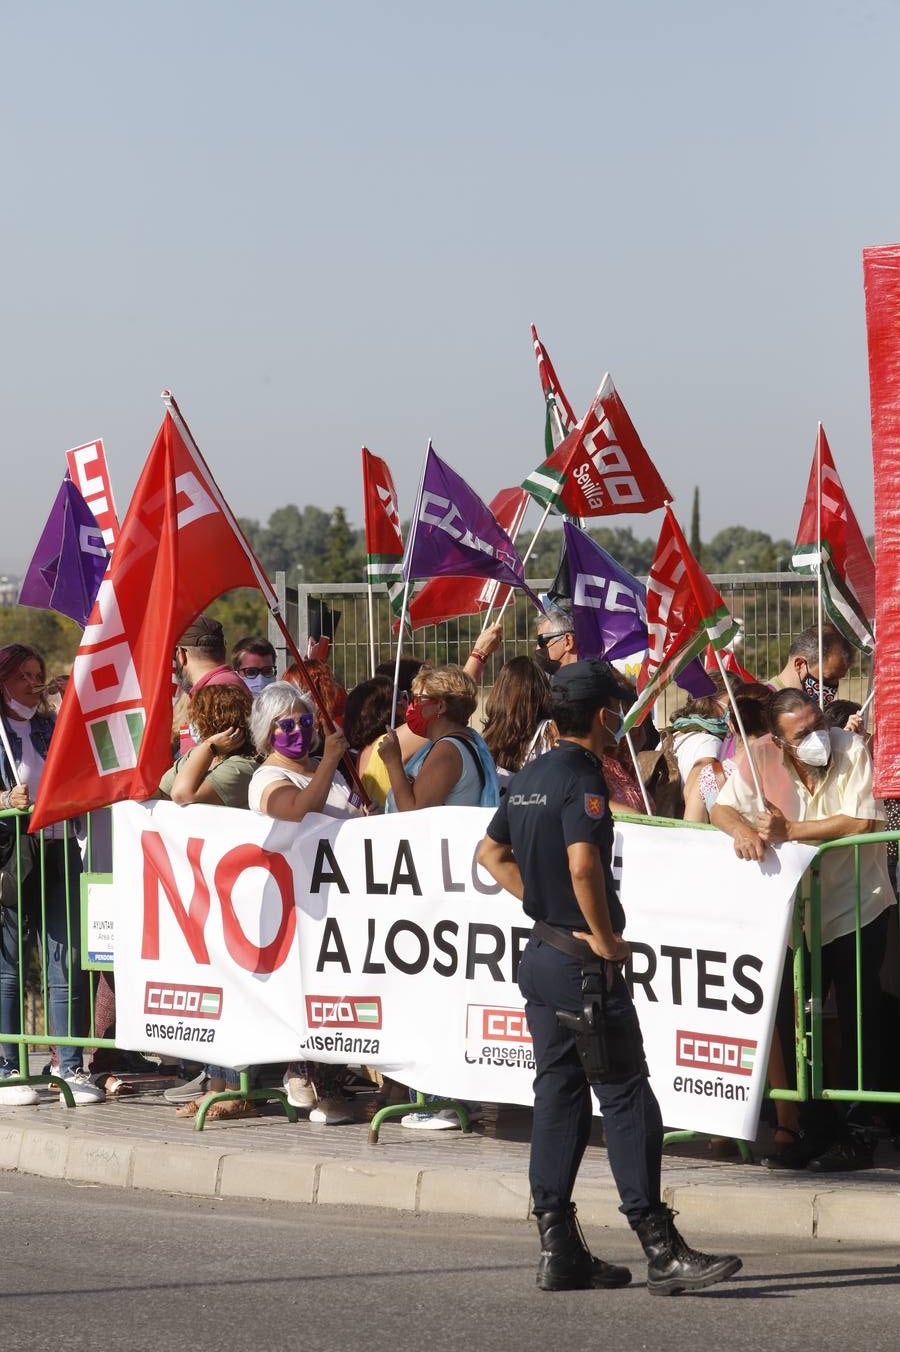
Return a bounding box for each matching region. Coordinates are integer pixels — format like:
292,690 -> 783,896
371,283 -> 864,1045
390,444 -> 429,728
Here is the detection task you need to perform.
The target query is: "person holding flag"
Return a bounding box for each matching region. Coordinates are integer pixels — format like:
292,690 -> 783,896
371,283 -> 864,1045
767,624 -> 853,708
0,644 -> 104,1106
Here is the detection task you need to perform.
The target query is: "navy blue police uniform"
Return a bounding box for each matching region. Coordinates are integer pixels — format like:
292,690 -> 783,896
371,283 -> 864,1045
485,739 -> 664,1226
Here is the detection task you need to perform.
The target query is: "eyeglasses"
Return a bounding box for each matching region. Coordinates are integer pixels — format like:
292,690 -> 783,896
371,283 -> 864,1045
536,631 -> 568,650
238,665 -> 276,678
410,694 -> 439,706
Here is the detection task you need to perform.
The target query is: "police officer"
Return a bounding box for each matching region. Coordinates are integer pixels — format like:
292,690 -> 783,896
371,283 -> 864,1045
477,660 -> 742,1296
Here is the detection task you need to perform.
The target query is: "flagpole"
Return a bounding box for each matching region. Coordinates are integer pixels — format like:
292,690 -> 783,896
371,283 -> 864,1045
366,582 -> 377,677
619,704 -> 653,815
816,424 -> 825,713
161,390 -> 371,808
711,646 -> 765,813
390,443 -> 429,727
494,499 -> 553,626
0,720 -> 22,788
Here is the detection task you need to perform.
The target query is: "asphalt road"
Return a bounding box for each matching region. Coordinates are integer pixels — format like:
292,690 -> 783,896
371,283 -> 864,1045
4,1174 -> 900,1351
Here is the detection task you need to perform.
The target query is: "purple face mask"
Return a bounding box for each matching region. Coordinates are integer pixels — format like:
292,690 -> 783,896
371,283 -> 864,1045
271,712 -> 314,760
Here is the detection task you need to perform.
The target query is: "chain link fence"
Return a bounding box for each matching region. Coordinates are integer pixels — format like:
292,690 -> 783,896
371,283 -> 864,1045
269,574 -> 872,726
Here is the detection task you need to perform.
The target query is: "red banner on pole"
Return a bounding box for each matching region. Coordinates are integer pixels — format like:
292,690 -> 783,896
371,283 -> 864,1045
863,244 -> 900,796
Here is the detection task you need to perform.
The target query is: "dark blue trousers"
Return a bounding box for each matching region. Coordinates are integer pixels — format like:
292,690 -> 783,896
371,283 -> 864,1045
518,936 -> 663,1227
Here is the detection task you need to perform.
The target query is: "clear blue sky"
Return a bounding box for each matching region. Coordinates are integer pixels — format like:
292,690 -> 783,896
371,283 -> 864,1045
3,0 -> 897,572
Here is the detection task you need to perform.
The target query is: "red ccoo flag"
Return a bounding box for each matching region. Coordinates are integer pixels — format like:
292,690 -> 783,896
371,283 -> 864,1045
522,373 -> 671,518
623,507 -> 738,733
30,394 -> 278,832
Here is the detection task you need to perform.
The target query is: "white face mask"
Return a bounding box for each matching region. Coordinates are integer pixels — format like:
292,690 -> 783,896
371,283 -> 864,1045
793,728 -> 831,768
4,691 -> 37,721
602,707 -> 625,743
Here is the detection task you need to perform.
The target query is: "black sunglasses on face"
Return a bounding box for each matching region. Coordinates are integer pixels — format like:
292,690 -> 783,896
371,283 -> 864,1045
238,665 -> 276,677
536,631 -> 568,649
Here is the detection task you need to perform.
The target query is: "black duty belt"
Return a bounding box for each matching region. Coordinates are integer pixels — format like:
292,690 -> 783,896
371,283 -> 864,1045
531,920 -> 595,961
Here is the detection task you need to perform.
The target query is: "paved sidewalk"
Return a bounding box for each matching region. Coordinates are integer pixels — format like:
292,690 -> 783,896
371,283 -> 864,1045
2,1076 -> 900,1243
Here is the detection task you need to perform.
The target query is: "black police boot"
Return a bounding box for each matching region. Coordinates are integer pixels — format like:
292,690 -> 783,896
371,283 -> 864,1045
635,1206 -> 742,1296
536,1205 -> 632,1291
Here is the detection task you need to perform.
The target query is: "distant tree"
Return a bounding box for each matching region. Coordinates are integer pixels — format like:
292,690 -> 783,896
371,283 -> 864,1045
0,607 -> 82,672
321,506 -> 364,583
208,589 -> 270,645
690,487 -> 701,564
703,527 -> 792,574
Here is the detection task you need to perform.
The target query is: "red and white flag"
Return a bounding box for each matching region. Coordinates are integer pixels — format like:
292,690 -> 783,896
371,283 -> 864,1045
703,643 -> 755,685
531,323 -> 578,451
402,486 -> 530,630
65,439 -> 121,550
522,373 -> 671,518
791,424 -> 875,651
623,508 -> 738,732
30,394 -> 277,832
362,446 -> 405,617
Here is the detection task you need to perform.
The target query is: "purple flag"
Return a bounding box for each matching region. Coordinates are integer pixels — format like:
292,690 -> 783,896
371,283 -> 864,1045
19,475 -> 109,626
562,521 -> 648,661
555,523 -> 715,696
403,445 -> 541,608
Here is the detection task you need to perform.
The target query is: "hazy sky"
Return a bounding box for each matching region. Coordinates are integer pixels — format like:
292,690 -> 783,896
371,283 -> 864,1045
2,0 -> 897,574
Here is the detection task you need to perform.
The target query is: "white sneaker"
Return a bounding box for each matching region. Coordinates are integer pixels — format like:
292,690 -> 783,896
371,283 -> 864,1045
0,1070 -> 39,1106
282,1068 -> 317,1111
58,1069 -> 105,1106
401,1109 -> 461,1131
309,1096 -> 354,1125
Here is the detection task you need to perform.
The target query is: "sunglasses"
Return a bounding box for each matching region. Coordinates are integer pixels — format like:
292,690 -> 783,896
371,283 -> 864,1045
536,631 -> 568,650
238,665 -> 276,678
275,713 -> 314,733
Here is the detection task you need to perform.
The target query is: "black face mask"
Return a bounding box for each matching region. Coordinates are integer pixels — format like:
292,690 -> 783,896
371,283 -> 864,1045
802,670 -> 838,706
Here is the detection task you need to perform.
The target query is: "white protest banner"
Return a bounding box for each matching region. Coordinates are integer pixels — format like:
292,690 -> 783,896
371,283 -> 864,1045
112,802 -> 814,1139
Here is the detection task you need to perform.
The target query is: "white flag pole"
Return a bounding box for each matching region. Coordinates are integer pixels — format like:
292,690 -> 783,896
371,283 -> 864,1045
619,703 -> 653,815
816,424 -> 825,713
390,444 -> 429,728
0,719 -> 22,788
494,498 -> 553,626
366,582 -> 377,678
712,646 -> 765,813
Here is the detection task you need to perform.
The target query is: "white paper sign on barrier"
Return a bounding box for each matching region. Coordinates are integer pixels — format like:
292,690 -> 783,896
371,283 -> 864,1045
112,801 -> 814,1138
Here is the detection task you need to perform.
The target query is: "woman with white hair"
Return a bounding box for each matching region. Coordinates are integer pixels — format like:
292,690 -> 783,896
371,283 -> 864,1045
248,681 -> 361,821
248,681 -> 361,1123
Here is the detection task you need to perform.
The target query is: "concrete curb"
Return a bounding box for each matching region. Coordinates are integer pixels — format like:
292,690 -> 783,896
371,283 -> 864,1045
3,1118 -> 900,1241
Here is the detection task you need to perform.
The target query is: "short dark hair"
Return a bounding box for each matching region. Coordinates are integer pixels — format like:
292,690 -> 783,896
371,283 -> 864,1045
787,624 -> 854,669
343,676 -> 394,748
552,697 -> 603,737
770,687 -> 818,737
824,699 -> 861,729
231,635 -> 276,667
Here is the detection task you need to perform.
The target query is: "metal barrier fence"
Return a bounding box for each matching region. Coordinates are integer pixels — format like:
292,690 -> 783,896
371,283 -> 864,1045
272,573 -> 873,726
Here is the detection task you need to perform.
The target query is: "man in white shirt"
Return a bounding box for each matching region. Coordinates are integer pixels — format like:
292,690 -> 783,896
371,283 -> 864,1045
711,688 -> 893,1171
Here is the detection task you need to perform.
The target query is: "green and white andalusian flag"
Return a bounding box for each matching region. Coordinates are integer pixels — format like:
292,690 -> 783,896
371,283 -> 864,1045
792,425 -> 875,652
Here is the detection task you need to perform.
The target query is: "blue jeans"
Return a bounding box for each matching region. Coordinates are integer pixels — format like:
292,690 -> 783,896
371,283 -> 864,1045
0,837 -> 85,1077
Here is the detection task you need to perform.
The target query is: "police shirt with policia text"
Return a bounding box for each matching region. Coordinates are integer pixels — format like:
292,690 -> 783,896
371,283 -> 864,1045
486,742 -> 626,934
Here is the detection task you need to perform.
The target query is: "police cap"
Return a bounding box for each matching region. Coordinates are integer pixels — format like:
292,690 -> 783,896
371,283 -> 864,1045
550,659 -> 626,707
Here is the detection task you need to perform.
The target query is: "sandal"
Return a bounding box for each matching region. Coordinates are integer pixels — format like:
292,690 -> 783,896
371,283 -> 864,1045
93,1073 -> 135,1098
204,1098 -> 258,1121
175,1099 -> 202,1118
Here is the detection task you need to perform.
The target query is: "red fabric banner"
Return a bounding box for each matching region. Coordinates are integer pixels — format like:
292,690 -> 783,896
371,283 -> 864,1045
31,398 -> 275,830
864,244 -> 900,795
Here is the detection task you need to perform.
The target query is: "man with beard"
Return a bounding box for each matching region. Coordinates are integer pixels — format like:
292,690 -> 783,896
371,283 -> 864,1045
711,688 -> 893,1171
175,616 -> 246,695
